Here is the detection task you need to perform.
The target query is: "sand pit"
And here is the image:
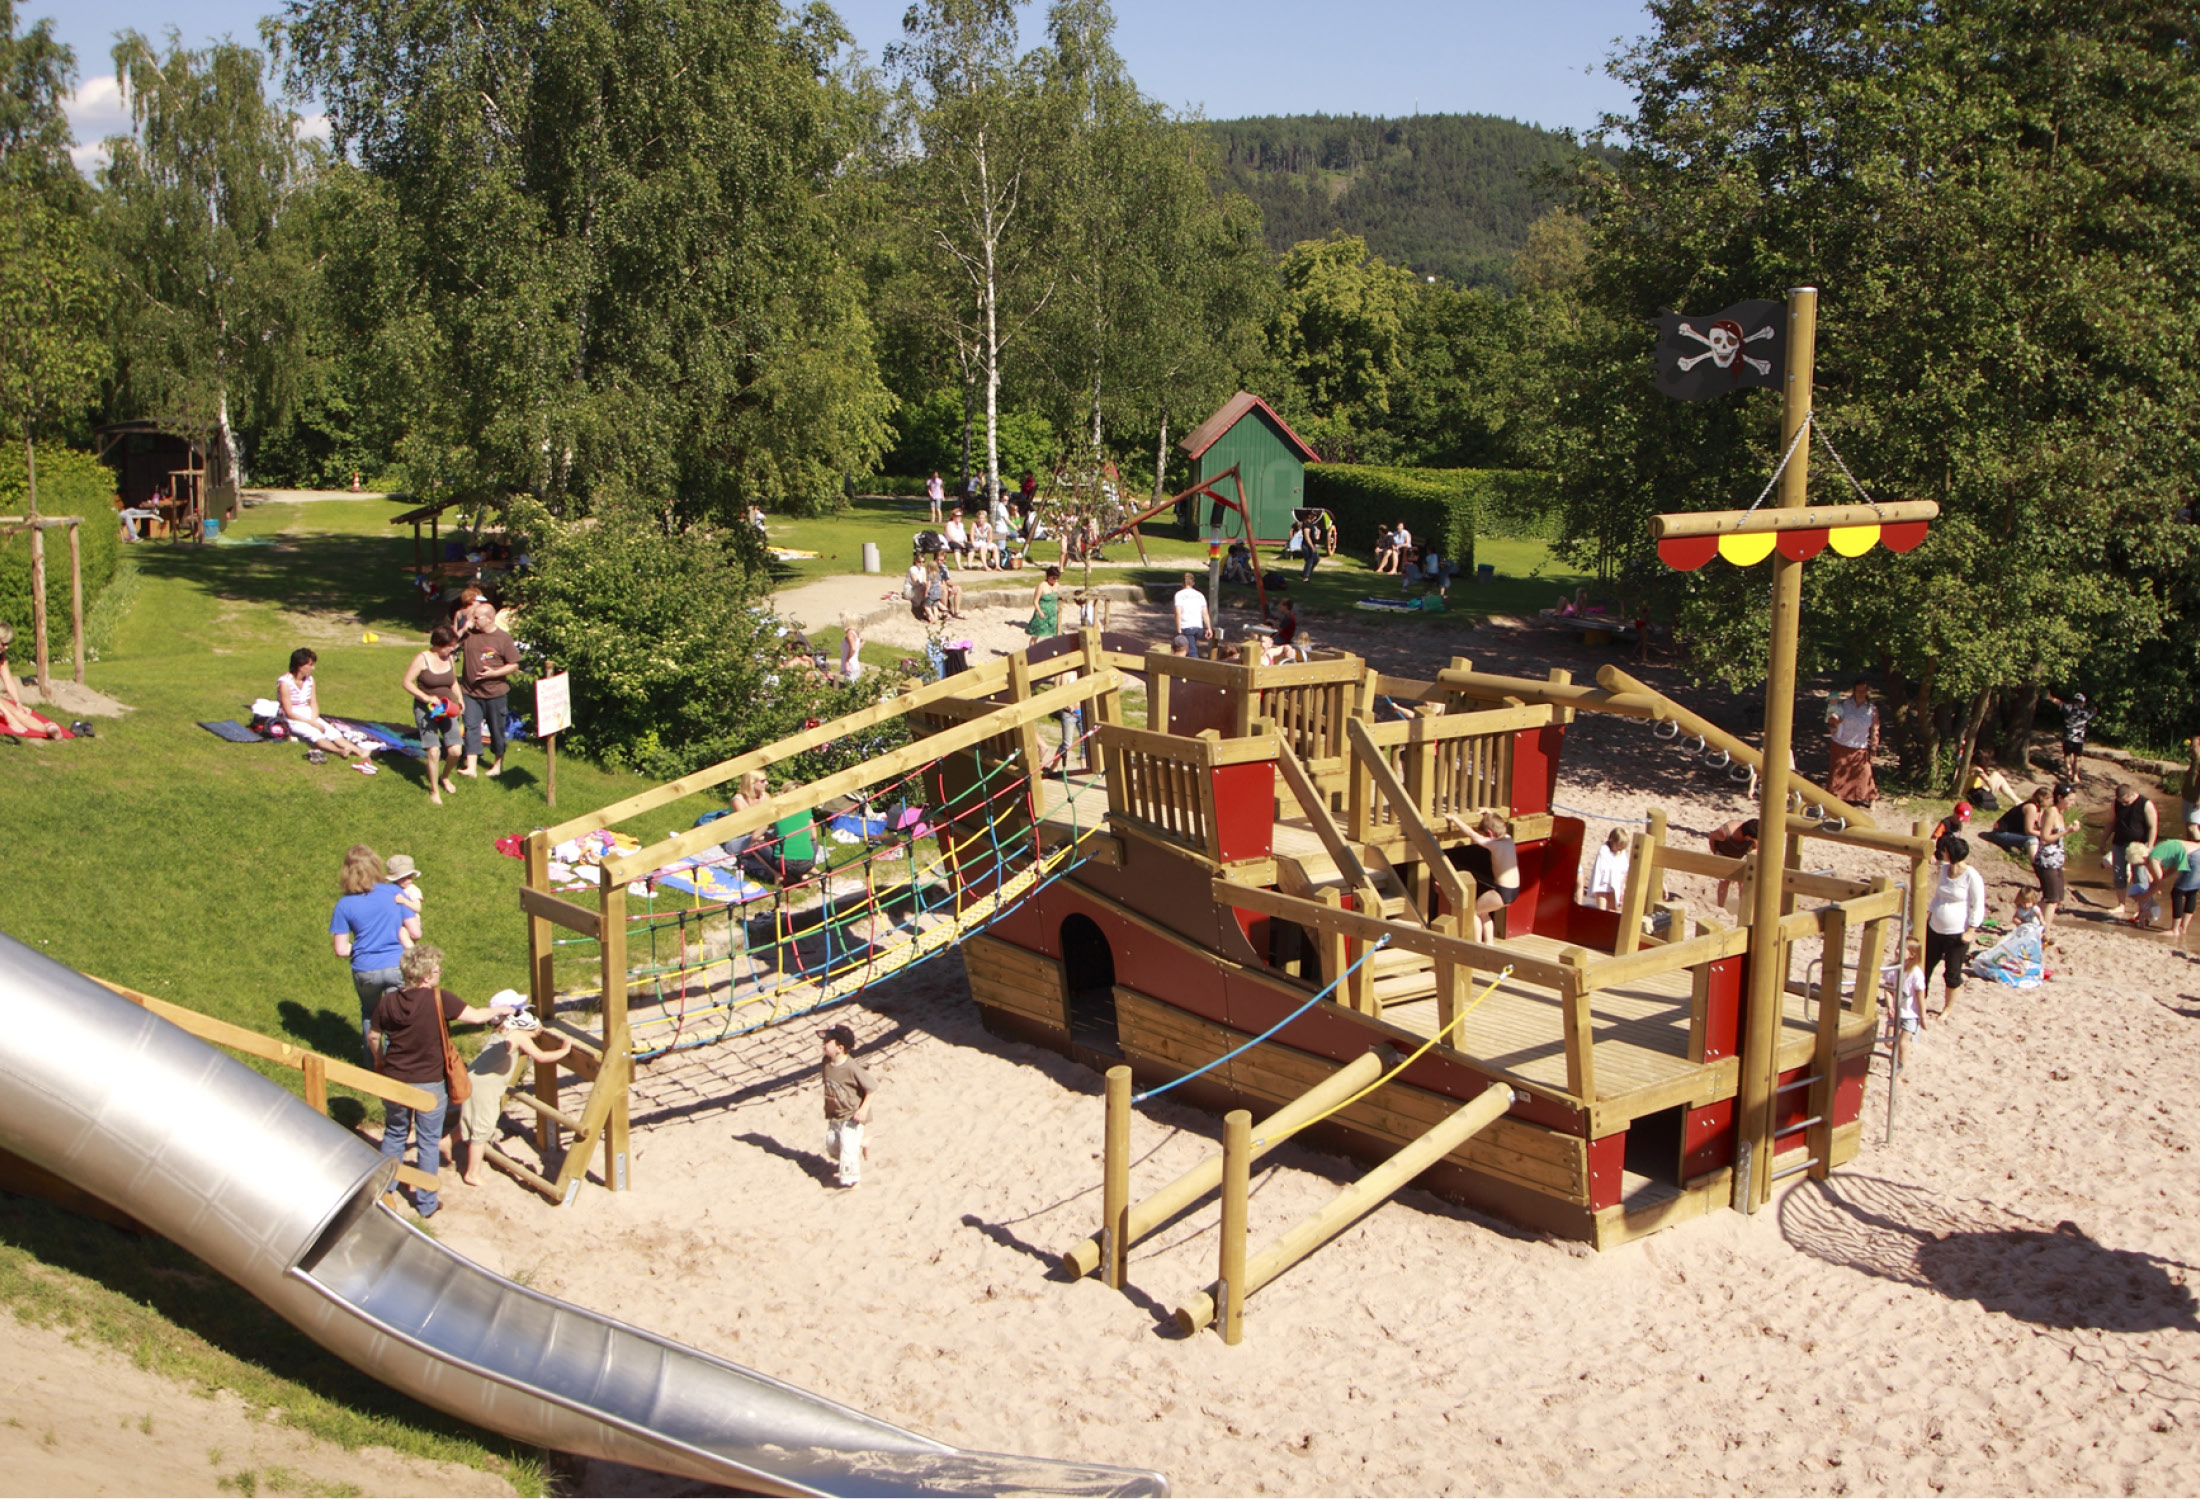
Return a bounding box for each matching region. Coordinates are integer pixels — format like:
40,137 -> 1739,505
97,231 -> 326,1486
413,620 -> 2200,1496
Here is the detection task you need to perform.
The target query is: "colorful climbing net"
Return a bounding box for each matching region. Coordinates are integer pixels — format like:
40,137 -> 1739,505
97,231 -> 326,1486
549,712 -> 1109,1059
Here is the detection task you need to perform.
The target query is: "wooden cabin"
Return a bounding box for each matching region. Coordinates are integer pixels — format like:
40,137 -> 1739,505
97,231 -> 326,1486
955,649 -> 1895,1250
1178,393 -> 1320,544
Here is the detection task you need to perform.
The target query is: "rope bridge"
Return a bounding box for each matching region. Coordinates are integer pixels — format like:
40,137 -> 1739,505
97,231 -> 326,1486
549,709 -> 1109,1059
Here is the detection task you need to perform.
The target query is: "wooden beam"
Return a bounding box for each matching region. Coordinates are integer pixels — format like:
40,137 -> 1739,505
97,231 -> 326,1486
1559,948 -> 1596,1100
1346,718 -> 1468,919
1781,814 -> 1933,856
604,669 -> 1119,882
518,884 -> 604,939
1353,702 -> 1559,747
542,656 -> 1014,843
1212,879 -> 1574,991
1273,738 -> 1380,901
1580,923 -> 1752,992
1651,499 -> 1939,539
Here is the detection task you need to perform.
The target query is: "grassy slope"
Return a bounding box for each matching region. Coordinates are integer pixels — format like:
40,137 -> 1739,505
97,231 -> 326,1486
0,497 -> 746,1490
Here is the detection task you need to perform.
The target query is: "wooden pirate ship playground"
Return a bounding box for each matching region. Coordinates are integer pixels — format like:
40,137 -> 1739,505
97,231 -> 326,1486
509,629 -> 1931,1252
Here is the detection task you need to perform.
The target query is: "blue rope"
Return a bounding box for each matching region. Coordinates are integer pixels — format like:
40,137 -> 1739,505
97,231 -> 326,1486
1133,935 -> 1391,1104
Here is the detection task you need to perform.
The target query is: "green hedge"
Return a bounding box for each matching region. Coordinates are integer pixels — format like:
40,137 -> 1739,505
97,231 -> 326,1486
0,445 -> 120,663
1303,465 -> 1556,575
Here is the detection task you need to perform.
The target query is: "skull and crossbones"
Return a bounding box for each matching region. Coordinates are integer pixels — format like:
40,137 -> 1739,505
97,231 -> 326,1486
1676,318 -> 1775,378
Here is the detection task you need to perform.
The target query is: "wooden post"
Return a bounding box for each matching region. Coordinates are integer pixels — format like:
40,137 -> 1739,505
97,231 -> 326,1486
1738,286 -> 1817,1212
1102,1065 -> 1131,1290
1559,946 -> 1597,1100
1060,1049 -> 1390,1279
1149,662 -> 1171,735
1782,833 -> 1803,918
600,880 -> 630,1191
1807,905 -> 1847,1181
525,831 -> 561,1160
1908,819 -> 1932,954
1433,910 -> 1465,1037
1178,1083 -> 1513,1336
64,520 -> 82,684
1007,652 -> 1046,787
1853,878 -> 1893,1030
302,1052 -> 328,1115
1615,831 -> 1657,956
545,732 -> 557,808
1218,1109 -> 1250,1346
26,438 -> 48,692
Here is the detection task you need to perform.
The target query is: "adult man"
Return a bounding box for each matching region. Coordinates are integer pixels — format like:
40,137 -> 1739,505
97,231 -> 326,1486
458,599 -> 520,779
2110,783 -> 2160,921
2044,690 -> 2094,783
818,1023 -> 876,1189
1172,572 -> 1212,659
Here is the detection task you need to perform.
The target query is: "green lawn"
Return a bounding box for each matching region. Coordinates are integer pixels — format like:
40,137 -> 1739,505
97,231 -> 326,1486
766,497 -> 1590,630
0,497 -> 747,1488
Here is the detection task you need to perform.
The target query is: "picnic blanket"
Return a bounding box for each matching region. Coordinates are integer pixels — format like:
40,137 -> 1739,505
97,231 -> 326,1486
1966,924 -> 2045,989
1353,595 -> 1444,614
197,719 -> 268,743
654,867 -> 772,904
2,711 -> 73,740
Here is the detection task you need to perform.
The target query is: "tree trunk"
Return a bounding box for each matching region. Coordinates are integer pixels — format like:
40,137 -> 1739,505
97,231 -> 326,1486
26,434 -> 48,691
1152,409 -> 1169,508
1997,681 -> 2043,775
1946,687 -> 1994,800
978,128 -> 1002,509
217,386 -> 246,489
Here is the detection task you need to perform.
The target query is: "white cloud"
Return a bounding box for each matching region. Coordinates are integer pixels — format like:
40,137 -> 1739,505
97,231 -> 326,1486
297,111 -> 330,143
63,74 -> 127,175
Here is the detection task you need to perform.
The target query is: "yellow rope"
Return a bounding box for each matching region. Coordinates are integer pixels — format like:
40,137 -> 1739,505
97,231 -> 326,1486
1258,964 -> 1515,1146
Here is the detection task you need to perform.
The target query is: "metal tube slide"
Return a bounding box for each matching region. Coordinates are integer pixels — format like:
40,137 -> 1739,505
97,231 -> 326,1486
0,933 -> 1165,1498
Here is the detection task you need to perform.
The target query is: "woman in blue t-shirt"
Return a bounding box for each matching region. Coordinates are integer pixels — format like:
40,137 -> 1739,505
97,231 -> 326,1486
329,844 -> 419,1057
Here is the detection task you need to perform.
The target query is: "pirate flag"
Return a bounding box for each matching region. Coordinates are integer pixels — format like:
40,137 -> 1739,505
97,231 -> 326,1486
1654,300 -> 1786,401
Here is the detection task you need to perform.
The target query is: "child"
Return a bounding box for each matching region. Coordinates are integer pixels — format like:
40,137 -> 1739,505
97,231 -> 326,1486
1897,940 -> 1925,1036
818,1024 -> 876,1189
2127,841 -> 2161,928
457,997 -> 572,1186
2010,887 -> 2042,930
385,853 -> 425,947
1586,828 -> 1630,912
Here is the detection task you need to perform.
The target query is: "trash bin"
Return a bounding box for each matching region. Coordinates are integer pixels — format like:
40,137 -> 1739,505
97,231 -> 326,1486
861,541 -> 880,574
1476,562 -> 1494,583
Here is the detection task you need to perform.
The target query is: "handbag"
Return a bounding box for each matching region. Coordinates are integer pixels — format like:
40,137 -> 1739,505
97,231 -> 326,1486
434,988 -> 474,1105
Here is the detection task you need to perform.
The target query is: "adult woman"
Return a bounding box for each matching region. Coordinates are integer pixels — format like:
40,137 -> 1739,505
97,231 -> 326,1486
1984,786 -> 2049,861
330,845 -> 418,1055
402,626 -> 465,805
0,623 -> 58,737
1586,828 -> 1631,912
1968,748 -> 2023,812
365,944 -> 508,1218
1924,837 -> 1986,1016
1707,817 -> 1760,909
1443,810 -> 1521,942
1374,524 -> 1402,575
1025,565 -> 1063,639
280,648 -> 378,772
456,1000 -> 572,1186
1824,681 -> 1879,807
2147,830 -> 2200,942
2032,784 -> 2073,930
970,514 -> 1000,570
907,552 -> 939,623
925,471 -> 946,525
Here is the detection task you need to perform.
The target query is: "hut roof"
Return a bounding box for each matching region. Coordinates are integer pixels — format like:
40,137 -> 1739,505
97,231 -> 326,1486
1177,392 -> 1321,464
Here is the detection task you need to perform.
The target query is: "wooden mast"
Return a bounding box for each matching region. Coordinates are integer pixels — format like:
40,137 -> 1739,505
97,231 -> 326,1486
1736,287 -> 1817,1210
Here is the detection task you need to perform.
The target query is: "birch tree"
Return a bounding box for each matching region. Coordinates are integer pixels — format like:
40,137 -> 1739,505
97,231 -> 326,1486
99,32 -> 311,492
887,0 -> 1062,506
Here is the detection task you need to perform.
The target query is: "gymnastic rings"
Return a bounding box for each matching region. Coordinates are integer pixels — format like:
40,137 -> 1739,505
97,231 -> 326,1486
1728,762 -> 1755,785
1705,748 -> 1731,769
1821,816 -> 1848,833
1652,718 -> 1682,741
1788,789 -> 1807,813
1681,734 -> 1707,757
1806,802 -> 1826,820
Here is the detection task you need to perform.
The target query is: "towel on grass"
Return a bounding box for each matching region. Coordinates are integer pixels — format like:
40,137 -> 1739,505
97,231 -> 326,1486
198,719 -> 269,743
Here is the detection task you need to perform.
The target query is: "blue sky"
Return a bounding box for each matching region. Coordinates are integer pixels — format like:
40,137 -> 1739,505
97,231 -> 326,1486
51,0 -> 1652,166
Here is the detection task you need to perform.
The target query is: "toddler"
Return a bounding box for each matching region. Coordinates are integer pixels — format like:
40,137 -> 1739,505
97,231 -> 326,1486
1897,940 -> 1925,1036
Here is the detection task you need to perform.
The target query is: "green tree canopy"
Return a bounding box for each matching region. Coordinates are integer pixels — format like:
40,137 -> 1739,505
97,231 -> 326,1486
273,0 -> 892,517
1555,0 -> 2200,775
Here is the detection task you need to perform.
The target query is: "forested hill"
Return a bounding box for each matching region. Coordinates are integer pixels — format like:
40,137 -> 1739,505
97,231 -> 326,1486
1203,113 -> 1588,288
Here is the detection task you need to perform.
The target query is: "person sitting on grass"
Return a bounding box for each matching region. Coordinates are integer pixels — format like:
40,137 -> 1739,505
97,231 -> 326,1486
0,623 -> 61,738
457,995 -> 572,1187
1968,748 -> 2023,812
1373,523 -> 1403,575
280,647 -> 379,773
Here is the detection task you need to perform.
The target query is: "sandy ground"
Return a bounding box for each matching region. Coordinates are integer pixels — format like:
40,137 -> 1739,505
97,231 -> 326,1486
361,617 -> 2200,1497
0,1313 -> 513,1498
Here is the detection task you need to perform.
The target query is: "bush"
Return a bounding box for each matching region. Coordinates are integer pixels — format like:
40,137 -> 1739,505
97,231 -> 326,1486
508,497 -> 888,781
0,445 -> 121,664
1304,465 -> 1558,573
884,391 -> 1060,489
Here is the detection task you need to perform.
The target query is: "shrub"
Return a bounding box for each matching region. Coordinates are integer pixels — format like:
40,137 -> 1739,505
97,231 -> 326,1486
0,445 -> 121,663
508,497 -> 889,781
1303,465 -> 1558,574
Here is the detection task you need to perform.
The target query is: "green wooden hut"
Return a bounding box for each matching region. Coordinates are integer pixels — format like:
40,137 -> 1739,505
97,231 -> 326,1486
1178,392 -> 1321,543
